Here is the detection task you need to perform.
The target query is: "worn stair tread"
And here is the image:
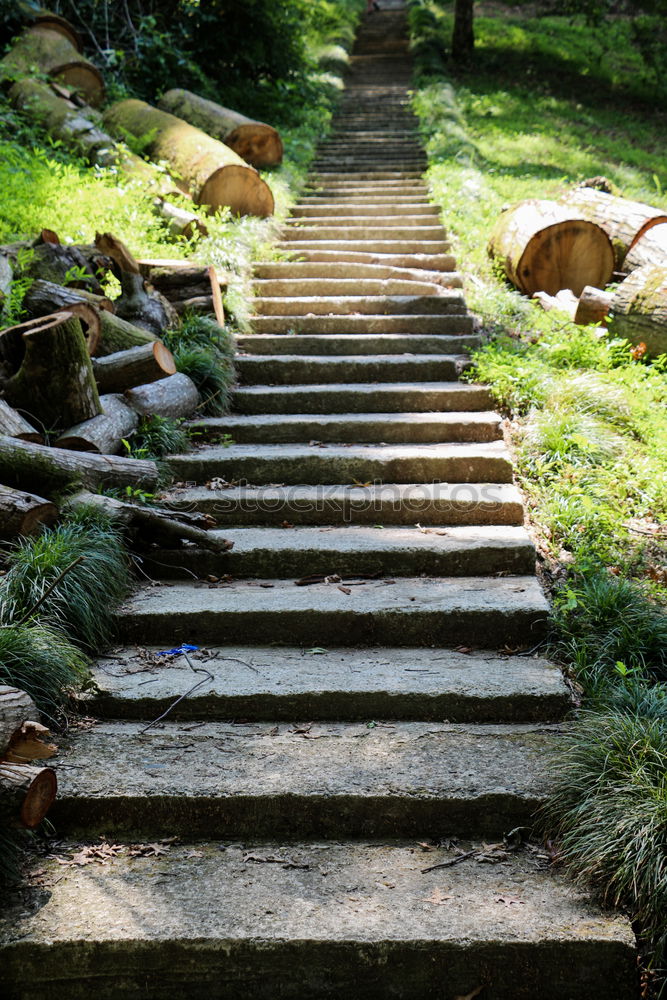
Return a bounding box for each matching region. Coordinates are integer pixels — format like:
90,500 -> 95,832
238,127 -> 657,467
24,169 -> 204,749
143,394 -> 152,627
236,333 -> 477,355
118,575 -> 549,648
252,264 -> 460,286
0,843 -> 636,1000
188,410 -> 502,442
232,381 -> 494,413
250,294 -> 464,317
160,481 -> 525,526
248,316 -> 472,334
278,242 -> 451,254
85,645 -> 570,723
276,250 -> 456,270
236,354 -> 472,384
46,719 -> 557,837
251,278 -> 446,296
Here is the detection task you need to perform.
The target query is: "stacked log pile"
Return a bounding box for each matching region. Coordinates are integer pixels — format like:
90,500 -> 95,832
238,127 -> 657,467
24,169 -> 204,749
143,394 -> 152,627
490,185 -> 667,356
0,687 -> 57,830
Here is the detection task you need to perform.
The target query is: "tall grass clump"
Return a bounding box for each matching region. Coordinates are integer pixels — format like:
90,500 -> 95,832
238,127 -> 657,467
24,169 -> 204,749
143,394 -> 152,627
0,621 -> 89,716
126,415 -> 190,460
164,314 -> 236,416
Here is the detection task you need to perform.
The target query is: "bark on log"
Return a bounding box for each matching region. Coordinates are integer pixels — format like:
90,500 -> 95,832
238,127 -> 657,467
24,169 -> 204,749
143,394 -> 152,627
54,393 -> 139,454
95,311 -> 158,357
8,78 -> 113,163
67,490 -> 233,553
622,222 -> 667,274
4,722 -> 57,764
0,762 -> 57,828
575,286 -> 613,326
1,308 -> 99,371
24,278 -> 113,319
125,373 -> 200,419
0,26 -> 105,107
560,188 -> 667,269
92,342 -> 176,395
153,197 -> 209,240
4,311 -> 101,430
0,687 -> 38,754
0,254 -> 12,309
608,265 -> 667,358
25,240 -> 103,293
0,435 -> 159,493
488,199 -> 615,296
0,400 -> 43,443
158,89 -> 283,169
171,295 -> 215,316
114,271 -> 176,336
17,5 -> 82,51
102,100 -> 275,217
0,484 -> 57,539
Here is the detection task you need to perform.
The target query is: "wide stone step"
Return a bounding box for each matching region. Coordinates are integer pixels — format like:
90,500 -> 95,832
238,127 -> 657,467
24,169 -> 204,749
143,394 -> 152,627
253,278 -> 445,297
86,645 -> 569,723
282,226 -> 443,242
0,842 -> 635,1000
252,263 -> 462,288
232,381 -> 493,414
191,410 -> 501,443
167,440 -> 513,485
161,482 -> 525,527
286,214 -> 439,228
311,171 -> 424,180
236,334 -> 479,355
250,294 -> 463,317
249,315 -> 471,334
298,193 -> 431,204
304,184 -> 429,197
141,524 -> 536,580
292,203 -> 438,218
47,718 -> 554,837
278,241 -> 451,256
235,354 -> 470,385
278,249 -> 456,271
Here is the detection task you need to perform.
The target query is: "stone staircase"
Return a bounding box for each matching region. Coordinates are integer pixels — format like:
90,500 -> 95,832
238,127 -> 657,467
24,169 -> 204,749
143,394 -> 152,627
0,2 -> 638,998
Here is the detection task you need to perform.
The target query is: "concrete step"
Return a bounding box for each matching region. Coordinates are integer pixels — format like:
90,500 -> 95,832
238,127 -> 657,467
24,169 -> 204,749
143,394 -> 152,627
0,842 -> 635,1000
249,315 -> 471,335
168,440 -> 513,486
141,524 -> 536,581
252,263 -> 462,288
304,184 -> 429,197
250,293 -> 464,317
282,226 -> 444,242
86,645 -> 569,722
235,354 -> 471,385
311,171 -> 424,180
232,381 -> 494,414
277,249 -> 456,271
236,334 -> 479,355
278,241 -> 452,256
292,204 -> 438,218
252,277 -> 453,298
161,482 -> 525,527
190,410 -> 502,443
286,215 -> 439,229
298,193 -> 432,204
47,718 -> 555,838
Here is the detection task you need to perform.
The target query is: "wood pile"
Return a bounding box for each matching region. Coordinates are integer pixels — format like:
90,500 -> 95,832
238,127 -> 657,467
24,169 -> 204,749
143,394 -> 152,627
0,686 -> 57,830
490,184 -> 667,356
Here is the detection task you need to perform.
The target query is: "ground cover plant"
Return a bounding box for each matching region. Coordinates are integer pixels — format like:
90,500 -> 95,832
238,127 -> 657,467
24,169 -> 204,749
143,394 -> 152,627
408,1 -> 667,992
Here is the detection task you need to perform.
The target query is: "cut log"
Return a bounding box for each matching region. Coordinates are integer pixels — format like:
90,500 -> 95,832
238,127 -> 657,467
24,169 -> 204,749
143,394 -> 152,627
0,254 -> 12,308
0,26 -> 104,107
153,197 -> 209,240
54,393 -> 139,454
0,484 -> 57,539
158,90 -> 283,169
4,311 -> 101,430
24,278 -> 113,318
0,435 -> 159,493
9,78 -> 113,163
67,490 -> 233,554
92,342 -> 176,395
532,288 -> 578,319
574,286 -> 613,326
560,188 -> 667,269
125,372 -> 200,419
17,5 -> 82,51
488,200 -> 615,296
622,222 -> 667,274
4,721 -> 57,764
0,400 -> 43,443
0,687 -> 38,755
0,762 -> 56,828
102,100 -> 275,217
114,271 -> 176,336
171,295 -> 214,316
94,232 -> 140,276
96,311 -> 158,357
608,265 -> 667,358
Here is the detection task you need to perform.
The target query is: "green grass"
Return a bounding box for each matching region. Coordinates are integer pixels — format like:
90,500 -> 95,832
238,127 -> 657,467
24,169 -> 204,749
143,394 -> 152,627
124,415 -> 191,460
0,620 -> 89,717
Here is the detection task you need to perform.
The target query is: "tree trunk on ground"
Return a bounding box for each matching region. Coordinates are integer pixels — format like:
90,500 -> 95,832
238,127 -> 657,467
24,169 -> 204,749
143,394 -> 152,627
488,199 -> 615,296
23,278 -> 113,319
0,762 -> 57,828
622,222 -> 667,274
54,393 -> 139,454
0,484 -> 57,539
0,401 -> 43,443
8,78 -> 113,163
0,26 -> 105,106
452,0 -> 474,62
608,265 -> 667,358
102,99 -> 275,217
4,312 -> 101,430
17,5 -> 82,51
560,188 -> 667,269
92,342 -> 176,395
0,688 -> 38,753
125,373 -> 200,419
0,255 -> 12,309
95,311 -> 158,357
158,89 -> 283,169
153,198 -> 209,240
575,286 -> 613,326
0,435 -> 159,493
67,490 -> 233,553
